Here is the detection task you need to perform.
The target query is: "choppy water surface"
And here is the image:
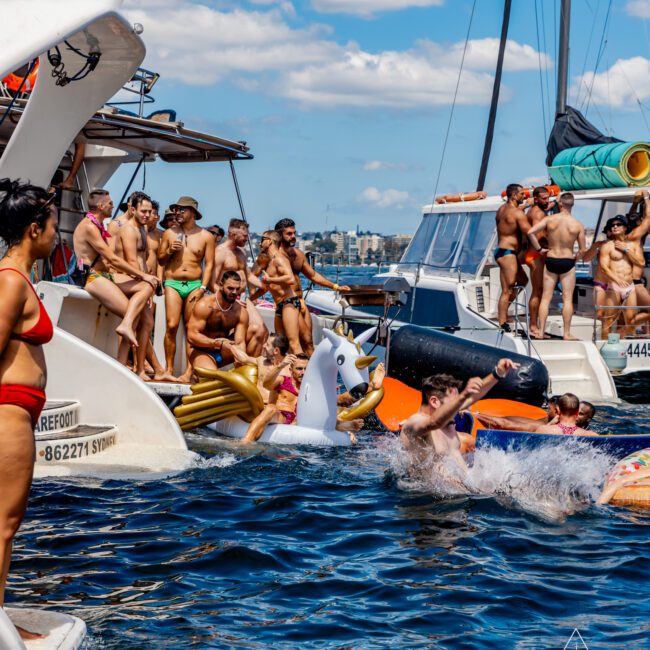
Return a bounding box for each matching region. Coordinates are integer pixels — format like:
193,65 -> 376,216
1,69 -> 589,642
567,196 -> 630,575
12,269 -> 650,648
13,402 -> 650,649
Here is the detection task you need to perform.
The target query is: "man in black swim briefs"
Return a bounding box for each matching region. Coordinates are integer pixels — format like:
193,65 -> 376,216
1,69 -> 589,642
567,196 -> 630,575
494,184 -> 530,331
528,193 -> 586,340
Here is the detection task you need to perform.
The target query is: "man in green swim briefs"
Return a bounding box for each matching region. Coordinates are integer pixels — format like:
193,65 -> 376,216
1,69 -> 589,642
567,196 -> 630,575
158,196 -> 215,382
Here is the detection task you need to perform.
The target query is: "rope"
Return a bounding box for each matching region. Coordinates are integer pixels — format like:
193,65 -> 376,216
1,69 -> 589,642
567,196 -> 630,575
428,0 -> 477,208
576,0 -> 602,108
47,41 -> 101,87
534,0 -> 548,143
0,59 -> 37,128
582,0 -> 613,116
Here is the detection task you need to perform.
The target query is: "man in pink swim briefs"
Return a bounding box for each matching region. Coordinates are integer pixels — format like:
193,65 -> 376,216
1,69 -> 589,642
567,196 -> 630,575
599,216 -> 645,338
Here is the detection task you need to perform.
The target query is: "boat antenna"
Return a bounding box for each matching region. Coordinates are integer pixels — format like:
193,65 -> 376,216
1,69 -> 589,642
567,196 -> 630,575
556,0 -> 571,118
476,0 -> 512,192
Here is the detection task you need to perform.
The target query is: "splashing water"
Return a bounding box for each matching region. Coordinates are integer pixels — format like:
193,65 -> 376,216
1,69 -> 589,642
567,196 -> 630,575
377,435 -> 616,522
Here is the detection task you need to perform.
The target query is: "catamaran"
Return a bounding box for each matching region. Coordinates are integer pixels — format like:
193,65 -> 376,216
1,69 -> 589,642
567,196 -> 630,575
307,0 -> 650,403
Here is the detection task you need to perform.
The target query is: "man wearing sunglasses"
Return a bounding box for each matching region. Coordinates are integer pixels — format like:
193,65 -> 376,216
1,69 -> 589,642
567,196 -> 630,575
599,215 -> 645,338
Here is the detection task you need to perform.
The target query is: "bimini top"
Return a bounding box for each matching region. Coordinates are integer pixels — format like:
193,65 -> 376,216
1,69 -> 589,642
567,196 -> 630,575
0,100 -> 253,164
81,108 -> 253,162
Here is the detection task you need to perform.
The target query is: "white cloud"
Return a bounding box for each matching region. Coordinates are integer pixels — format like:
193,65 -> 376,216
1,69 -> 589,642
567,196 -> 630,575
519,175 -> 549,187
123,2 -> 337,85
122,1 -> 547,109
283,47 -> 497,108
364,160 -> 407,171
574,56 -> 650,107
358,186 -> 410,208
421,38 -> 552,72
626,0 -> 650,18
311,0 -> 443,18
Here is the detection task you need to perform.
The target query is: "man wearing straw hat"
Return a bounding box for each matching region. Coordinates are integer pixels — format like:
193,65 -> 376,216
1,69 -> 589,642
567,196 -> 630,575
158,196 -> 215,382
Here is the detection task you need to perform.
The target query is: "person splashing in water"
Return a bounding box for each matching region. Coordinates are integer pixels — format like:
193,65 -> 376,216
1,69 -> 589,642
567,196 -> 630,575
400,359 -> 519,479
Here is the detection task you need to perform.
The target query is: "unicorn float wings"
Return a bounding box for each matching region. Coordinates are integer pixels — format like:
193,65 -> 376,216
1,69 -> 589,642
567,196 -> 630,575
174,327 -> 383,446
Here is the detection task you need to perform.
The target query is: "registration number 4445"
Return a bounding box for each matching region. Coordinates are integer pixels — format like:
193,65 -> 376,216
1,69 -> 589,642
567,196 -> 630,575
627,343 -> 650,357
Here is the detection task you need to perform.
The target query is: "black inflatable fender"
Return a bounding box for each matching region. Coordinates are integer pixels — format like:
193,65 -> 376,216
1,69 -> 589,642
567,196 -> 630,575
388,325 -> 549,406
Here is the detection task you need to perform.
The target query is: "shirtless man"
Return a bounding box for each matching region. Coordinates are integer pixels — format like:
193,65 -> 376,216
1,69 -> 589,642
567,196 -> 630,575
186,270 -> 248,372
272,218 -> 350,355
213,218 -> 268,356
146,200 -> 163,282
72,189 -> 159,353
598,216 -> 644,337
258,230 -> 303,354
158,196 -> 215,382
624,191 -> 650,329
524,187 -> 554,337
528,192 -> 586,340
400,359 -> 519,475
241,353 -> 363,444
107,190 -> 147,239
495,184 -> 530,331
230,333 -> 291,402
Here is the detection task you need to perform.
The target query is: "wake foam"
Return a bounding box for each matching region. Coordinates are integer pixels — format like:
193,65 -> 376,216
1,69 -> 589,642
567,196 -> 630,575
378,436 -> 616,521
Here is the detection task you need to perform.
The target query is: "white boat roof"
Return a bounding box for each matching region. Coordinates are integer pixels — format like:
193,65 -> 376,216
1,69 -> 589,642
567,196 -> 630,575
422,185 -> 650,214
0,101 -> 252,162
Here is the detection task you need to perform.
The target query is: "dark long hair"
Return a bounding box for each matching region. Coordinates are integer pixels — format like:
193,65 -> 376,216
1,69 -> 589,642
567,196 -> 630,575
0,178 -> 52,248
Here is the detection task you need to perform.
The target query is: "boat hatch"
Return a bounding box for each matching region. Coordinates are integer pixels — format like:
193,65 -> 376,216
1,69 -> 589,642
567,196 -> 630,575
398,210 -> 496,279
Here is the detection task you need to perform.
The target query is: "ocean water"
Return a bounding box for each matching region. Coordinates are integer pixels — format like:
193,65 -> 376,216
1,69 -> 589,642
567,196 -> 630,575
11,267 -> 650,648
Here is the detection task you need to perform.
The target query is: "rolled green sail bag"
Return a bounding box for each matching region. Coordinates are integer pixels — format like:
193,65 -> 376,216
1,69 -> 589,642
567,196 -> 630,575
549,141 -> 650,190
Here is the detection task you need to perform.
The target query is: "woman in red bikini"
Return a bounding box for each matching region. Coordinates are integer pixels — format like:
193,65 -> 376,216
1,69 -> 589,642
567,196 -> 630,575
0,178 -> 56,641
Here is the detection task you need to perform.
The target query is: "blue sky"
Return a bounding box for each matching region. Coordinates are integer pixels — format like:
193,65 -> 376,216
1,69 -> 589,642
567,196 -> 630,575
107,0 -> 650,234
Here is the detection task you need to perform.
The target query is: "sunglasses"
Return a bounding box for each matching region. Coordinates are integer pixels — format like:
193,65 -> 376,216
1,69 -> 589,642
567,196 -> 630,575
610,222 -> 625,228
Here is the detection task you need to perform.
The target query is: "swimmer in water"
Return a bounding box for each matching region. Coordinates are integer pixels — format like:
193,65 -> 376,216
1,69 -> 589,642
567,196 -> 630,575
476,396 -> 597,434
400,359 -> 519,475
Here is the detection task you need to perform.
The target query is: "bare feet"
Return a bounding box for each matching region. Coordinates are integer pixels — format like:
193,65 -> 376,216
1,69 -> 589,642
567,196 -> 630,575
563,334 -> 579,341
152,371 -> 179,382
176,371 -> 194,384
115,322 -> 138,348
17,625 -> 46,640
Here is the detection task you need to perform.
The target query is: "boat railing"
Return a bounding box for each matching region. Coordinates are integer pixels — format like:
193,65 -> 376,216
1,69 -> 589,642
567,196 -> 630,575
512,284 -> 533,356
591,304 -> 650,342
105,66 -> 160,117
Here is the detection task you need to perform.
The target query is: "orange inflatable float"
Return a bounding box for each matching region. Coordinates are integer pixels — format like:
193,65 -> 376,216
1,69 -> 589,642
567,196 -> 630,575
435,191 -> 487,204
2,59 -> 39,93
375,377 -> 546,436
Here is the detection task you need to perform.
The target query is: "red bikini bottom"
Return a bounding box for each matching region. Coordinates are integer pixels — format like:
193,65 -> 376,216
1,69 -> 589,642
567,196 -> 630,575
0,384 -> 47,428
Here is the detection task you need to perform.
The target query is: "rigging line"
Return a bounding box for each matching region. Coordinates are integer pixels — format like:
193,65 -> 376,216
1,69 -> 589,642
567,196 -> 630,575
553,0 -> 558,115
618,62 -> 650,132
428,0 -> 477,206
539,0 -> 553,136
583,0 -> 613,116
534,0 -> 548,144
576,0 -> 602,107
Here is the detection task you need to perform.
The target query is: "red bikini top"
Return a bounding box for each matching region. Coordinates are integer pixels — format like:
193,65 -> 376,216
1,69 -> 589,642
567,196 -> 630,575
0,268 -> 54,345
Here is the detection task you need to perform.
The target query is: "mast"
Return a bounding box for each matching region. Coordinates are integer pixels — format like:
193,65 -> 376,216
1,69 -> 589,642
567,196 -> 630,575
476,0 -> 512,192
556,0 -> 571,117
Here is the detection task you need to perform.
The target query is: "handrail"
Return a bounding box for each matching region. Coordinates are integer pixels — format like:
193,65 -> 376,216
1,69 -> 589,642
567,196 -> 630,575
591,303 -> 650,341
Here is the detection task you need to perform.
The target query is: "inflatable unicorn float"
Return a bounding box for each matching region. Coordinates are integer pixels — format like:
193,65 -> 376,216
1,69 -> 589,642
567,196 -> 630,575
174,326 -> 384,446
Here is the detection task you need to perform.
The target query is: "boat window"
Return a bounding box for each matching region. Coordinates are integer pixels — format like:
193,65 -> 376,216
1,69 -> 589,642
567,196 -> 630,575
399,210 -> 496,276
